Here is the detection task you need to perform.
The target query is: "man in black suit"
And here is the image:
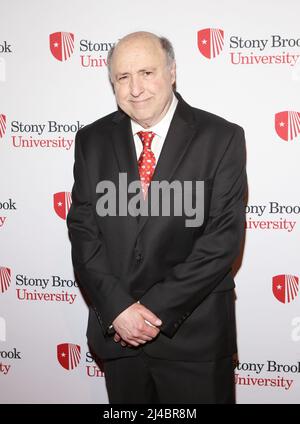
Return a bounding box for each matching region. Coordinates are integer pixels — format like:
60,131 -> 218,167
67,31 -> 247,404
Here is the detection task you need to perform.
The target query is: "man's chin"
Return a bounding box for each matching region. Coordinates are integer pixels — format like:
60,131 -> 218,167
130,113 -> 153,128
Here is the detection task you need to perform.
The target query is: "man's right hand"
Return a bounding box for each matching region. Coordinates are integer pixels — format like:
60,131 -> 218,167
112,303 -> 162,347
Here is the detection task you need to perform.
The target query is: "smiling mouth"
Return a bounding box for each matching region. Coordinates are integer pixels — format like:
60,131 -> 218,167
130,98 -> 152,104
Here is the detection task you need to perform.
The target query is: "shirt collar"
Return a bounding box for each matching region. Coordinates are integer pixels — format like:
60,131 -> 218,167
131,93 -> 178,138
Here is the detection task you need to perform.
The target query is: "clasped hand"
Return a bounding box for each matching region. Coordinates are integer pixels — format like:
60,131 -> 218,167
112,302 -> 162,347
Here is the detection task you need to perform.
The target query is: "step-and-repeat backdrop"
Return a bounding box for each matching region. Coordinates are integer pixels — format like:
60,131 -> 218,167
1,0 -> 299,404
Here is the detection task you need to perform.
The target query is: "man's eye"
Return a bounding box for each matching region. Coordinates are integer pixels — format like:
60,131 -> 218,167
144,71 -> 153,77
118,75 -> 128,81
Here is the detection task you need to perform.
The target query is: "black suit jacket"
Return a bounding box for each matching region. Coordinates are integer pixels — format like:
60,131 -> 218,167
67,93 -> 247,362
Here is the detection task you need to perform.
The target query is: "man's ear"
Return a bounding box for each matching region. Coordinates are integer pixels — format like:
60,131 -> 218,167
108,75 -> 115,93
170,61 -> 176,85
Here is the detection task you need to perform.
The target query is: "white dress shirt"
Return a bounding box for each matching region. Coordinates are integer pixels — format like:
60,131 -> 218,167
131,94 -> 178,162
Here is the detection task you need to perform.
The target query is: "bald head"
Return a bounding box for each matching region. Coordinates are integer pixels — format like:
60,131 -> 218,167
107,31 -> 176,128
107,32 -> 175,79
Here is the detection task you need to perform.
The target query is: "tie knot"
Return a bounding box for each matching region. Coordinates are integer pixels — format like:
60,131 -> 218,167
137,131 -> 155,149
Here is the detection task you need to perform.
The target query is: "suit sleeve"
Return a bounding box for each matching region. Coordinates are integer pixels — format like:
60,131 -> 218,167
140,125 -> 247,338
67,131 -> 135,335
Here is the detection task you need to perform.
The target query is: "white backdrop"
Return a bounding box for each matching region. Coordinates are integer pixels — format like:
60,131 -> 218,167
0,0 -> 299,404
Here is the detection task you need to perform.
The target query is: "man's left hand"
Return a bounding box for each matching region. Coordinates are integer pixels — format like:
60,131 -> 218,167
113,318 -> 158,347
113,332 -> 127,347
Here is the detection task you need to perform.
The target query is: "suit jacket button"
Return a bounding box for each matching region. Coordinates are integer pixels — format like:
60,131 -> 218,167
136,253 -> 143,262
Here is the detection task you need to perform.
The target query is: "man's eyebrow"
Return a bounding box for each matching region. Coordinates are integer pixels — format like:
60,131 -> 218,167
138,67 -> 156,73
139,67 -> 156,71
116,67 -> 157,76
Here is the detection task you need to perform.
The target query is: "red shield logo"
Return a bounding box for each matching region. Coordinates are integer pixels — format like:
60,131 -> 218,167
0,114 -> 6,138
272,274 -> 299,304
197,28 -> 224,59
0,267 -> 11,294
49,32 -> 74,62
275,111 -> 300,141
57,343 -> 81,370
53,192 -> 72,220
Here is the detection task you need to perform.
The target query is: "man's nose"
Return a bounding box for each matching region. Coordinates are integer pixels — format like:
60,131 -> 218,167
129,75 -> 144,97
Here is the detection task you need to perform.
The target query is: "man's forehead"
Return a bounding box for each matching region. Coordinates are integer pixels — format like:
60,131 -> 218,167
114,35 -> 163,59
113,43 -> 164,72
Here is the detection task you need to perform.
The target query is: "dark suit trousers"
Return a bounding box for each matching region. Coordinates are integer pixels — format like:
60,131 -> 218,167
103,350 -> 235,404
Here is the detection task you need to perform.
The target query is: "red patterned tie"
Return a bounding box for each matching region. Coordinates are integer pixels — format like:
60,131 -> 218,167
137,131 -> 156,199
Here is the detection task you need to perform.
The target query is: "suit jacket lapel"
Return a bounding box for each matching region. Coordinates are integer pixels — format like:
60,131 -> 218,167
110,111 -> 143,239
137,95 -> 197,235
111,112 -> 140,186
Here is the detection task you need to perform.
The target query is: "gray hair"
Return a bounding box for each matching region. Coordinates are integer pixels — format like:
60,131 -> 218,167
107,34 -> 175,80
